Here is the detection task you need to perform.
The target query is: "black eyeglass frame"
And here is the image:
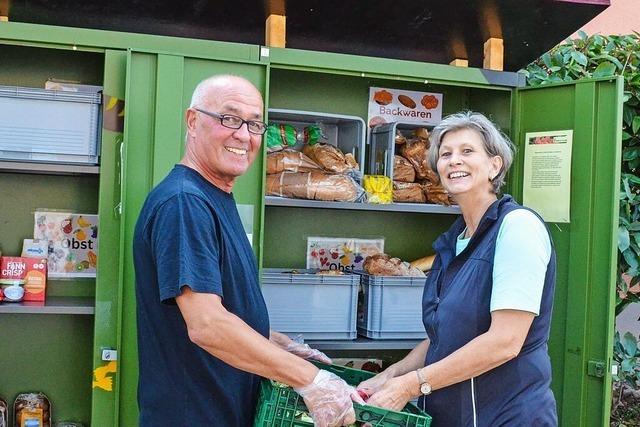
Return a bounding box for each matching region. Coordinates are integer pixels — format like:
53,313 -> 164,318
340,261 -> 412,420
194,107 -> 267,135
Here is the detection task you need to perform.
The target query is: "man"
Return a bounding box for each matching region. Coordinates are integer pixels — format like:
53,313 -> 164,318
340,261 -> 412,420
133,75 -> 362,426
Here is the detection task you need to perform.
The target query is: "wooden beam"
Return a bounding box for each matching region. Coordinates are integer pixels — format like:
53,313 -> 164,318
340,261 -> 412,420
0,0 -> 8,20
483,38 -> 504,71
265,14 -> 286,48
449,59 -> 469,67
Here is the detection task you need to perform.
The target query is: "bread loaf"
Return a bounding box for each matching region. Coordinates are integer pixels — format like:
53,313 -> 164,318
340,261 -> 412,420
303,143 -> 358,174
410,254 -> 436,272
393,155 -> 415,182
393,181 -> 426,203
363,253 -> 425,277
399,139 -> 431,179
266,149 -> 322,174
266,172 -> 363,202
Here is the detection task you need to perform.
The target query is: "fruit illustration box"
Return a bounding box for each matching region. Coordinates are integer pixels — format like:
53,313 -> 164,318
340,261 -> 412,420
34,211 -> 98,278
306,237 -> 384,272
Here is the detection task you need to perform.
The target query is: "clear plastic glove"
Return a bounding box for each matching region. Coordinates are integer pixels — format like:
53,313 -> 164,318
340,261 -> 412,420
295,369 -> 364,427
285,341 -> 332,364
272,332 -> 332,364
356,369 -> 394,397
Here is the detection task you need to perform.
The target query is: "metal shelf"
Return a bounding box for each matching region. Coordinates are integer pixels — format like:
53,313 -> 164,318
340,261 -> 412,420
0,160 -> 100,175
0,296 -> 95,314
265,196 -> 460,214
307,337 -> 423,351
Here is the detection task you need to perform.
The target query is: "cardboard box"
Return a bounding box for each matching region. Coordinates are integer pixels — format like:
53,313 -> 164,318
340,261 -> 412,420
0,256 -> 47,302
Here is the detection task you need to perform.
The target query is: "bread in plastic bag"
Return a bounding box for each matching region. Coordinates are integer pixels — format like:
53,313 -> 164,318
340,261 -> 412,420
393,155 -> 415,182
363,175 -> 393,204
302,143 -> 359,174
363,253 -> 425,277
399,139 -> 431,179
421,181 -> 453,205
266,149 -> 322,174
266,171 -> 365,202
393,181 -> 426,203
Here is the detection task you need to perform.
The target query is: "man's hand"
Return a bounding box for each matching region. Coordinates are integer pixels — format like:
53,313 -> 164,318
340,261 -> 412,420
294,370 -> 365,427
270,331 -> 332,364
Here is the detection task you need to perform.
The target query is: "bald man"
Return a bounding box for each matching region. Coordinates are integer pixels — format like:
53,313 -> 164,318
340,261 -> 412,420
133,75 -> 361,426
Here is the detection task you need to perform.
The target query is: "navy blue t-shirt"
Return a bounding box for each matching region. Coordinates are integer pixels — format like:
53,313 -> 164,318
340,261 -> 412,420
133,164 -> 270,427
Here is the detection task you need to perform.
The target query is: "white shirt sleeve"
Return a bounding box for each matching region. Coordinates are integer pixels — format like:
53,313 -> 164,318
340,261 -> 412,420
491,209 -> 552,315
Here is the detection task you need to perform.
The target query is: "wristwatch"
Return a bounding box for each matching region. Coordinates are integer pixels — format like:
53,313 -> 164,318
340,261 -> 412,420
415,369 -> 432,395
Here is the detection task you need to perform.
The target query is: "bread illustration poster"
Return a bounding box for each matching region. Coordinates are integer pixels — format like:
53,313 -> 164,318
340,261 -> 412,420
368,87 -> 443,128
34,211 -> 99,278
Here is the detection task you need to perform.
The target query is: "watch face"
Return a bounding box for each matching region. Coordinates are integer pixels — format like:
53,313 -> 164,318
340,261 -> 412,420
420,382 -> 432,395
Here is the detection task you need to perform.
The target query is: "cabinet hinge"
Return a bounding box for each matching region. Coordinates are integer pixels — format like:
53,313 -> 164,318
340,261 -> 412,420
587,360 -> 606,378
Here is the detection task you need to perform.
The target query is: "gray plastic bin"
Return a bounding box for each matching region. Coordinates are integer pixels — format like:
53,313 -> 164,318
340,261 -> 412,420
268,109 -> 366,174
261,268 -> 359,340
0,85 -> 102,165
368,122 -> 434,179
357,272 -> 428,339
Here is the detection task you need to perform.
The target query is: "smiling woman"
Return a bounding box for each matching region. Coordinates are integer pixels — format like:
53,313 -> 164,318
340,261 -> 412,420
357,111 -> 558,427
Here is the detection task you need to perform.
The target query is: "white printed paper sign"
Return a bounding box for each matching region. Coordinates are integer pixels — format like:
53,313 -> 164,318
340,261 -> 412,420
367,87 -> 443,128
34,211 -> 99,278
306,237 -> 384,272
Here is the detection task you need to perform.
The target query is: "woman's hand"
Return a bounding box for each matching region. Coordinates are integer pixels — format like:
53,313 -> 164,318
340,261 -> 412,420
365,374 -> 415,411
356,368 -> 395,397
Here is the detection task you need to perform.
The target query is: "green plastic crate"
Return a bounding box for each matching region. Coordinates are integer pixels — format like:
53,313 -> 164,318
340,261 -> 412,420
254,362 -> 432,427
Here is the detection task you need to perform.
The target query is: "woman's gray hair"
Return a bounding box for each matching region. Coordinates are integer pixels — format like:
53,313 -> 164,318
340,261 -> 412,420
428,111 -> 515,193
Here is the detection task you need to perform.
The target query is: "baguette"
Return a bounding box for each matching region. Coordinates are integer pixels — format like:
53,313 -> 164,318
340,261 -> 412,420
410,254 -> 436,272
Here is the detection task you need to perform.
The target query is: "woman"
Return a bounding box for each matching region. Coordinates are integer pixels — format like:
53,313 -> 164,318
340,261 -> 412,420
358,111 -> 557,426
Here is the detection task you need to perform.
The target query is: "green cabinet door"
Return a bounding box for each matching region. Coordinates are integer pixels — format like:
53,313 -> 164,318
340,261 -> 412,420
513,77 -> 623,426
108,49 -> 267,426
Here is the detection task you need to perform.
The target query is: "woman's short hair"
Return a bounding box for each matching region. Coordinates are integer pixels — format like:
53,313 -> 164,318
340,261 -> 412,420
428,111 -> 515,193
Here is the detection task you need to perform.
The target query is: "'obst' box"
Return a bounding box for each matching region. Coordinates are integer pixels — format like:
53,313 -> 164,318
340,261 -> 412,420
0,257 -> 47,302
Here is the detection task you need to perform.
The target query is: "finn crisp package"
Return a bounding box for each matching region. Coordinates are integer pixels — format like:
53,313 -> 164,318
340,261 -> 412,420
0,257 -> 47,302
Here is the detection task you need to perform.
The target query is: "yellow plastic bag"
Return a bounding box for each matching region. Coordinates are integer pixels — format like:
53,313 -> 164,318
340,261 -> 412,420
363,175 -> 393,204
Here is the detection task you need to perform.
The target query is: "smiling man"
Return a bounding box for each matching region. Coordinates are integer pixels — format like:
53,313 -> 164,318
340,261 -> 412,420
132,75 -> 362,426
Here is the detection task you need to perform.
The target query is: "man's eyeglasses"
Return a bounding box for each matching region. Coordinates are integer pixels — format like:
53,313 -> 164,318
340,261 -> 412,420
194,107 -> 267,135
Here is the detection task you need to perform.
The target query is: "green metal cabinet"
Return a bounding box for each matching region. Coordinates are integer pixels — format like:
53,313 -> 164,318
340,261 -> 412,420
0,22 -> 622,427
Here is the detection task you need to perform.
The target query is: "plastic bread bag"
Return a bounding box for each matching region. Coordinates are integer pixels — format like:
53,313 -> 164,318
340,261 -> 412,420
363,175 -> 392,204
393,181 -> 426,203
393,155 -> 416,182
266,149 -> 322,174
302,143 -> 359,174
266,123 -> 298,152
421,181 -> 453,205
266,171 -> 365,202
399,138 -> 431,180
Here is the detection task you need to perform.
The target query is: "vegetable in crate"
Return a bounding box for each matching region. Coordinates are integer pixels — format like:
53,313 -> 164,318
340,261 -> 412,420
266,149 -> 322,174
266,171 -> 365,202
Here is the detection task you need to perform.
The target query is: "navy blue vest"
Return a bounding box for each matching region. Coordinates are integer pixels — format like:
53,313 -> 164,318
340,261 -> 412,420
420,195 -> 558,427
